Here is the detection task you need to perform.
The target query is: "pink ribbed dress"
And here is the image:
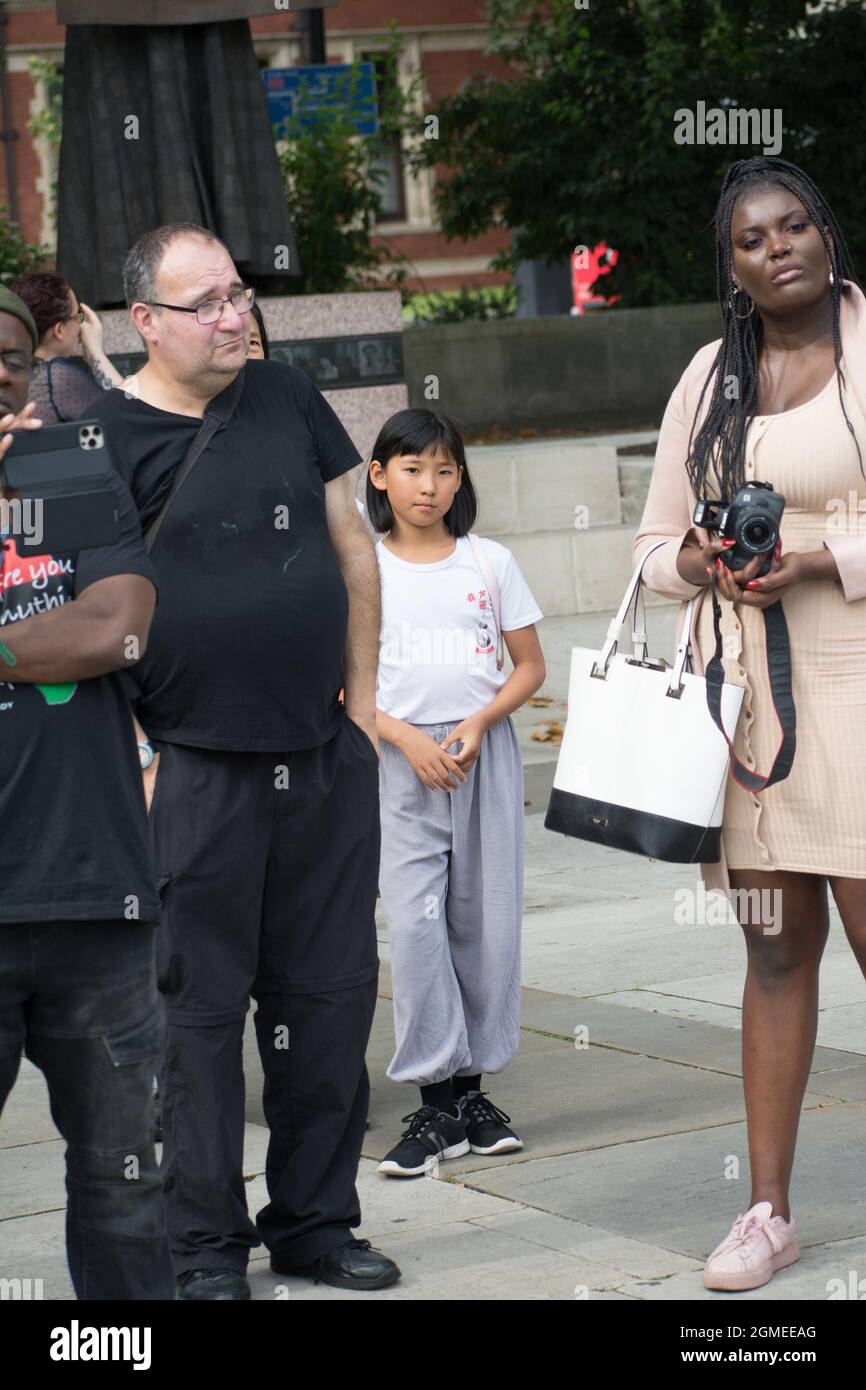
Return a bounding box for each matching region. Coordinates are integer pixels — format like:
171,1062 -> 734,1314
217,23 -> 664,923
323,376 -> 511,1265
634,280 -> 866,894
694,369 -> 866,877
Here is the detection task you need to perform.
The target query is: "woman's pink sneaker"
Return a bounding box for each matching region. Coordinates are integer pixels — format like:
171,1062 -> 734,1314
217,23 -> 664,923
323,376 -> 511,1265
703,1200 -> 800,1291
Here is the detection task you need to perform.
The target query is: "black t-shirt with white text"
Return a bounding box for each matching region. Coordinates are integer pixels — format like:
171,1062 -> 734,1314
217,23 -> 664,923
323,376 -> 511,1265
0,473 -> 159,924
83,361 -> 363,752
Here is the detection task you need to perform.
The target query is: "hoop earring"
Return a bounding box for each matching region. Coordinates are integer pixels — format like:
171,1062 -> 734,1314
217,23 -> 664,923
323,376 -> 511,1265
729,287 -> 754,319
829,268 -> 835,286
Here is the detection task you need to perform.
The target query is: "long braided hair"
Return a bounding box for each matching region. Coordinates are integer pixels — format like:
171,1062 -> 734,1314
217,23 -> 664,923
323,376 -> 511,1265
686,156 -> 863,501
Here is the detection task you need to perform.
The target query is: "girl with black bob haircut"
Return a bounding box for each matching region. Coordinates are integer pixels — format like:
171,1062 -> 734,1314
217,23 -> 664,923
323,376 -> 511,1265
367,406 -> 547,1177
365,407 -> 478,535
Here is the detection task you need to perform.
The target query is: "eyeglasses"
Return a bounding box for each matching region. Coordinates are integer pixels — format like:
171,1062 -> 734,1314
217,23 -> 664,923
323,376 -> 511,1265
145,286 -> 256,326
0,351 -> 36,376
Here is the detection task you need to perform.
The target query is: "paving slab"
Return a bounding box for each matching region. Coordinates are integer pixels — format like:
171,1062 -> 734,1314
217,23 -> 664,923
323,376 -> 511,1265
464,1206 -> 702,1282
518,901 -> 858,1005
463,1103 -> 866,1260
525,856 -> 708,905
0,1059 -> 58,1148
615,1232 -> 866,1302
0,1138 -> 66,1221
0,1207 -> 73,1300
516,988 -> 866,1099
600,989 -> 748,1031
598,990 -> 866,1059
520,905 -> 746,999
805,1003 -> 866,1057
650,953 -> 865,1014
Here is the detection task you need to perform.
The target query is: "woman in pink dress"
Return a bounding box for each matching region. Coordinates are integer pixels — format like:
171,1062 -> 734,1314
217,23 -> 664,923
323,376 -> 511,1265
635,156 -> 866,1292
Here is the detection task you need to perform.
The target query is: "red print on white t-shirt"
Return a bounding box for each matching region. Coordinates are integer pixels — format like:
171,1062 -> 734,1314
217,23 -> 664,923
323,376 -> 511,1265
466,588 -> 494,655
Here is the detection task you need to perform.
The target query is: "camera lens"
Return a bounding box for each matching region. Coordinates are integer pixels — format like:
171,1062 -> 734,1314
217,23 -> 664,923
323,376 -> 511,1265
742,517 -> 774,549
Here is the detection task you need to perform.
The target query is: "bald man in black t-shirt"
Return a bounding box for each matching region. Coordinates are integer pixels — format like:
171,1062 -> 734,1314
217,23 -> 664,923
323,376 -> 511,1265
84,223 -> 399,1298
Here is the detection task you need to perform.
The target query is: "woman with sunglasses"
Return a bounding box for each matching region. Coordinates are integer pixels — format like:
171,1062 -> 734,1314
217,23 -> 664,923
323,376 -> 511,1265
11,271 -> 123,423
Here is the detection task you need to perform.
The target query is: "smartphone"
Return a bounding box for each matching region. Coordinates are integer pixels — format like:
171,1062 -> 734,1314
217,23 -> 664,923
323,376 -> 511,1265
0,420 -> 121,554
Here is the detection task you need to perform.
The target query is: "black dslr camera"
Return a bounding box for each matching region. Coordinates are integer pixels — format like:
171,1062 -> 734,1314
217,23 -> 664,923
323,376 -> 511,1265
693,482 -> 785,578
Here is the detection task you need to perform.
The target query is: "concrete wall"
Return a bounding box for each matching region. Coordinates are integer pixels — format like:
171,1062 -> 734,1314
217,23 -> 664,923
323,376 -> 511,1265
404,302 -> 723,436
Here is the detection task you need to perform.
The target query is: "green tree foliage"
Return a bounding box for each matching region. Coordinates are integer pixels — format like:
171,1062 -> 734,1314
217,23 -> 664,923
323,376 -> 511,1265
26,56 -> 63,229
0,207 -> 48,287
276,30 -> 414,294
404,285 -> 517,324
407,0 -> 866,306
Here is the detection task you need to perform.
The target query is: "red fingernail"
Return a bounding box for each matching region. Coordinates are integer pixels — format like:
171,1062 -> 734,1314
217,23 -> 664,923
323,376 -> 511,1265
745,580 -> 761,589
721,539 -> 736,547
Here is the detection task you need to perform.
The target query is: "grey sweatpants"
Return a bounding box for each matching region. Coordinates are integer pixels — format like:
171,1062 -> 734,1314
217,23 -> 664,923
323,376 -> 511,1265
378,717 -> 525,1086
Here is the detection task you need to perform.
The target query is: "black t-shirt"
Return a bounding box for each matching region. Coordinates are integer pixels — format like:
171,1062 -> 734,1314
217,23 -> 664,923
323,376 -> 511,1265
0,473 -> 159,924
83,361 -> 363,751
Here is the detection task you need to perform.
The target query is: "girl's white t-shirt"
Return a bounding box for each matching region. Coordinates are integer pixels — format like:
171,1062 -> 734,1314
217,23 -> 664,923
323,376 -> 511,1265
375,535 -> 543,723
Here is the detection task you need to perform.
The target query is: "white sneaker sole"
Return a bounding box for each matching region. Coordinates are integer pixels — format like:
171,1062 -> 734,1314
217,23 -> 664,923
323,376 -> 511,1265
469,1137 -> 524,1155
703,1241 -> 800,1291
377,1138 -> 470,1178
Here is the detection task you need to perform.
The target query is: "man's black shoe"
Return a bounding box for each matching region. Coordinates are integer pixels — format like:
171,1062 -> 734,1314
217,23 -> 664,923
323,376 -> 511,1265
270,1238 -> 401,1291
177,1269 -> 251,1300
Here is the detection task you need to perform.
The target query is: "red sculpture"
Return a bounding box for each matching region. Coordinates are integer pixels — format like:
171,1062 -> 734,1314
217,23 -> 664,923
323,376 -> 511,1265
570,242 -> 620,316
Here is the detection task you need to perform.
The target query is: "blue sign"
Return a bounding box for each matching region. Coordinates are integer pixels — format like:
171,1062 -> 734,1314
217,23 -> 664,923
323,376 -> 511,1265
263,63 -> 379,137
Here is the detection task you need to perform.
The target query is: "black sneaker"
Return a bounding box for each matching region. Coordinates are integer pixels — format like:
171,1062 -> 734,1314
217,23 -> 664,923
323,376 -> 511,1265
460,1091 -> 523,1155
377,1104 -> 469,1177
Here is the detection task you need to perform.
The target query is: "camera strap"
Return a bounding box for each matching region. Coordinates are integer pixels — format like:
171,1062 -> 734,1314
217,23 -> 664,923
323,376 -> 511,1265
144,368 -> 246,554
704,573 -> 796,792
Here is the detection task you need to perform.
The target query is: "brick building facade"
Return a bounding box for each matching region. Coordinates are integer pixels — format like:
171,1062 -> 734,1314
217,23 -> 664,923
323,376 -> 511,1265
1,0 -> 515,293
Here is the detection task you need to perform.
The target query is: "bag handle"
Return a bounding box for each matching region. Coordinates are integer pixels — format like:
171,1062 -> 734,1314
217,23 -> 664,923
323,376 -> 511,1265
593,539 -> 676,676
144,368 -> 245,554
467,533 -> 505,671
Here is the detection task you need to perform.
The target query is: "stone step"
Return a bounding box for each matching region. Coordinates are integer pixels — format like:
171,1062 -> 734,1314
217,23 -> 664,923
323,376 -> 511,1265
496,522 -> 672,617
467,430 -> 658,538
466,431 -> 660,616
618,456 -> 657,526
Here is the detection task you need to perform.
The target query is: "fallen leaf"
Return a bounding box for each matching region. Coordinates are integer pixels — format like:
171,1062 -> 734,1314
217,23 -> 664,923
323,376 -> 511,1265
531,721 -> 564,744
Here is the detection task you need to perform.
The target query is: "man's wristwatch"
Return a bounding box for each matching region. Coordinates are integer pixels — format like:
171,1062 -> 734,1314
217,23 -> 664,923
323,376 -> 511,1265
138,740 -> 155,771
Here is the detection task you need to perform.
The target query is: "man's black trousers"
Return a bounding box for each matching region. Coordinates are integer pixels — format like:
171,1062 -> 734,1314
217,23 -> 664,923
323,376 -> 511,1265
0,920 -> 175,1300
150,713 -> 380,1275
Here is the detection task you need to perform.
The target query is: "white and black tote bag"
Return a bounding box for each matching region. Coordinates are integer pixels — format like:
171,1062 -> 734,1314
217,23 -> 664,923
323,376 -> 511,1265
544,541 -> 746,863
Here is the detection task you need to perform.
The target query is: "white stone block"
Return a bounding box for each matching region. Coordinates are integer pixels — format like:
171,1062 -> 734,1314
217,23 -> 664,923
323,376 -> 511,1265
498,531 -> 577,616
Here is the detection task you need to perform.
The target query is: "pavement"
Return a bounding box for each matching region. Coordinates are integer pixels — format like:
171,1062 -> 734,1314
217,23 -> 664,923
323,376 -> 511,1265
2,602 -> 865,1302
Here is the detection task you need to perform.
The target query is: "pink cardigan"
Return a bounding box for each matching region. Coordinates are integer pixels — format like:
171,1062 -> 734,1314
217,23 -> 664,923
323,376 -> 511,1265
632,279 -> 866,891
